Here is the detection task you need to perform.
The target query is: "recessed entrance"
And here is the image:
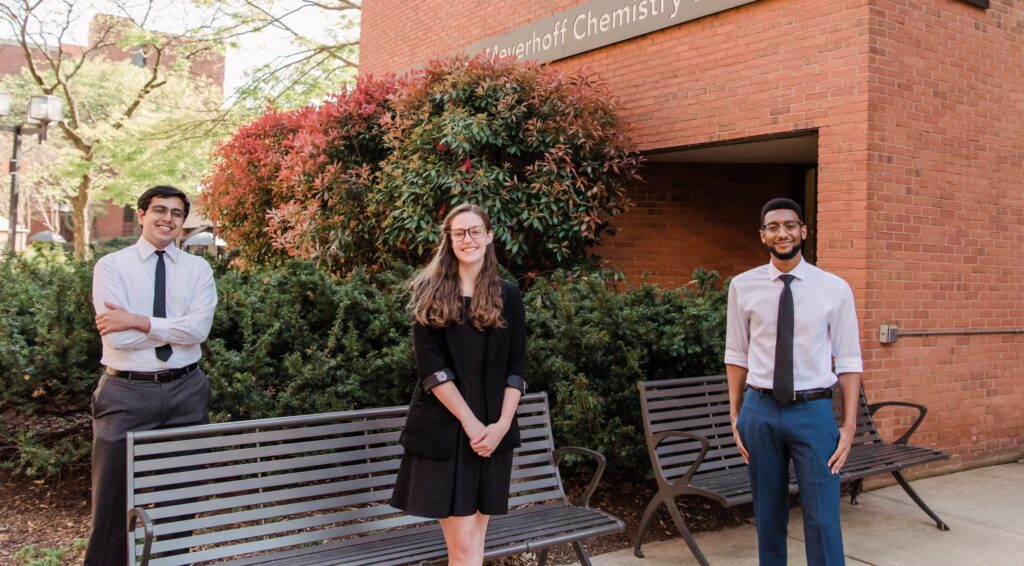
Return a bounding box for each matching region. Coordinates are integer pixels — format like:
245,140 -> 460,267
599,132 -> 819,286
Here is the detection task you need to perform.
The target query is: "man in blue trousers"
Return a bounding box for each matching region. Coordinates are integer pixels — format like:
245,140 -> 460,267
726,197 -> 863,566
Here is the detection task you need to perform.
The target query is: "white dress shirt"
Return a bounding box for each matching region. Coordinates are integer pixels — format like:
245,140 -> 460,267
725,258 -> 863,391
92,238 -> 217,371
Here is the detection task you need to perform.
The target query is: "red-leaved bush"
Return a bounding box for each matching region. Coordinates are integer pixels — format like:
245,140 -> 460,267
374,55 -> 642,275
202,76 -> 397,272
203,56 -> 641,276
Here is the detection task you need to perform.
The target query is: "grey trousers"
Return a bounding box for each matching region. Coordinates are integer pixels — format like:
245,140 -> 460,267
84,367 -> 209,566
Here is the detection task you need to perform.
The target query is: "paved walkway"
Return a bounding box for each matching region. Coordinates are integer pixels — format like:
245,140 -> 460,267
584,460 -> 1024,566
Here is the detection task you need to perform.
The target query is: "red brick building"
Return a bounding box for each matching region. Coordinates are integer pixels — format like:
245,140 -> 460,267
361,0 -> 1023,474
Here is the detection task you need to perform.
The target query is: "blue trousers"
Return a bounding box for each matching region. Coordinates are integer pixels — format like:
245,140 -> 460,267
737,387 -> 845,566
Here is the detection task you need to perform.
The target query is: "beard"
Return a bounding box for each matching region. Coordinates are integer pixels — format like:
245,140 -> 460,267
768,238 -> 803,261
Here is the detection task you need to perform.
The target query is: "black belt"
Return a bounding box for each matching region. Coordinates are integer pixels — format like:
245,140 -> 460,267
748,384 -> 833,402
105,363 -> 199,383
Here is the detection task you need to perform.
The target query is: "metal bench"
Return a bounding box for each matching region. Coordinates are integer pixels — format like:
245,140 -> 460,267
126,391 -> 623,566
633,375 -> 950,565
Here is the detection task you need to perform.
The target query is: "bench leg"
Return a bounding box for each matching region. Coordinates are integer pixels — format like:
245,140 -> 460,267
537,548 -> 549,566
633,494 -> 662,558
633,493 -> 710,565
572,541 -> 593,566
849,478 -> 864,505
892,471 -> 950,531
665,499 -> 710,566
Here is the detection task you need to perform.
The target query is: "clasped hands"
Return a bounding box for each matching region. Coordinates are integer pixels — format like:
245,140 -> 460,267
462,417 -> 510,458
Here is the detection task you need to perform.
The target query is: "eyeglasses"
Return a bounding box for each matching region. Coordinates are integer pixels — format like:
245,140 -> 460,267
147,205 -> 185,221
761,221 -> 804,235
449,225 -> 487,242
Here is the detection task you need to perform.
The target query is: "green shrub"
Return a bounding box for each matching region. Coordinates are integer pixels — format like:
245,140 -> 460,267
526,269 -> 728,476
375,55 -> 642,275
0,249 -> 100,414
203,55 -> 642,277
204,262 -> 416,421
0,250 -> 727,480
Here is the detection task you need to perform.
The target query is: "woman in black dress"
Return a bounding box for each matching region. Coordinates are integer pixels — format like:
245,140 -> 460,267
391,203 -> 526,565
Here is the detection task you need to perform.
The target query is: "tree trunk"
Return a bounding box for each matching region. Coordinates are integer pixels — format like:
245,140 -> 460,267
70,174 -> 92,261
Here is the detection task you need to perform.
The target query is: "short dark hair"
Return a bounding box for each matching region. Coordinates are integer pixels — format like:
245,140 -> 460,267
138,185 -> 190,218
760,198 -> 803,226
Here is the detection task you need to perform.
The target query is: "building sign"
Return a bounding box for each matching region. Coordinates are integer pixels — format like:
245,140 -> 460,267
465,0 -> 760,64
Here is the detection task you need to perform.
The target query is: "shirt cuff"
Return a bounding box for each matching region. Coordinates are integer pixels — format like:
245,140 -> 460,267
147,316 -> 171,343
421,368 -> 455,393
834,358 -> 864,375
505,374 -> 526,394
724,352 -> 748,368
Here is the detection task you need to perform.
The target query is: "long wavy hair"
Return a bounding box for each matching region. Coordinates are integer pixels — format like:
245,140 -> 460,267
409,204 -> 506,331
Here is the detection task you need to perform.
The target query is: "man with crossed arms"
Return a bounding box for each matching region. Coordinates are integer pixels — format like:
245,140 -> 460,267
726,197 -> 863,566
86,185 -> 217,565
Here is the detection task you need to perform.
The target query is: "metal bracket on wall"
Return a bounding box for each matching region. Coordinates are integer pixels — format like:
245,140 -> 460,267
880,325 -> 1024,343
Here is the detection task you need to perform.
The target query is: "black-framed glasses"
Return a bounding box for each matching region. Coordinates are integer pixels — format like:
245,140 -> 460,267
147,205 -> 186,221
449,225 -> 487,242
761,221 -> 804,235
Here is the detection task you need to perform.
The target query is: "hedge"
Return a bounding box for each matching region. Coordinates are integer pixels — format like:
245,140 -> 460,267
0,252 -> 726,480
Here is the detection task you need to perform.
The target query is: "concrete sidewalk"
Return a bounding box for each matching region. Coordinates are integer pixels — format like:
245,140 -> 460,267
584,460 -> 1024,566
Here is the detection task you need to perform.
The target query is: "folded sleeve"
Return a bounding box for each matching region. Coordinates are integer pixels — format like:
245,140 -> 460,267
830,283 -> 864,374
724,281 -> 750,368
412,321 -> 456,393
504,283 -> 527,393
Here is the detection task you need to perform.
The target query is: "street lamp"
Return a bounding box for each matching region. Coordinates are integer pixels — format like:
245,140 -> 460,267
1,92 -> 64,252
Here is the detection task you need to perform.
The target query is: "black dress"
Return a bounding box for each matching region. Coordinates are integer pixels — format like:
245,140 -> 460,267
390,297 -> 516,518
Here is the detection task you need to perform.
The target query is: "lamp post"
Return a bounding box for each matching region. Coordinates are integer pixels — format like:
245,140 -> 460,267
0,92 -> 64,252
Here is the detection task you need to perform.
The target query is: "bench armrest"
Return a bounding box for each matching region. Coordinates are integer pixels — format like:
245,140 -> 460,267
867,401 -> 927,445
553,446 -> 607,508
127,507 -> 154,566
651,430 -> 711,485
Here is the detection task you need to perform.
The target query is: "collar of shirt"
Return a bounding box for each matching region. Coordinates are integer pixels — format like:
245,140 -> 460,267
767,257 -> 808,282
134,237 -> 180,263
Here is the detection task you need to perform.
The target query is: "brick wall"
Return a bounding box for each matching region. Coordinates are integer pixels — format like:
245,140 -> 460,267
91,202 -> 137,240
598,162 -> 804,286
360,0 -> 1024,471
859,0 -> 1024,471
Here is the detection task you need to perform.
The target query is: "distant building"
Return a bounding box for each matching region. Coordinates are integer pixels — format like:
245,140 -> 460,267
0,14 -> 224,250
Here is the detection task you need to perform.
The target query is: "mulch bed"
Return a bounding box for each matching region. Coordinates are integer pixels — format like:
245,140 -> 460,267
0,467 -> 754,565
0,469 -> 92,564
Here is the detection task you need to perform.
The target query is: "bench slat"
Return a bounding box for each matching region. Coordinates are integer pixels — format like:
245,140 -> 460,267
134,416 -> 408,456
134,444 -> 404,489
134,430 -> 403,472
136,457 -> 401,506
129,391 -> 622,566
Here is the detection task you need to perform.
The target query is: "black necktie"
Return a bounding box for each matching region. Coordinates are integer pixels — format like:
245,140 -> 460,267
773,274 -> 795,406
153,250 -> 173,362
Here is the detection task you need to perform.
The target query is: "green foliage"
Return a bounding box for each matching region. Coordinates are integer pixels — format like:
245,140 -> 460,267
0,249 -> 101,413
376,56 -> 642,275
204,261 -> 415,421
526,269 -> 729,476
0,428 -> 91,478
11,538 -> 86,566
205,54 -> 642,277
0,57 -> 223,201
0,250 -> 727,480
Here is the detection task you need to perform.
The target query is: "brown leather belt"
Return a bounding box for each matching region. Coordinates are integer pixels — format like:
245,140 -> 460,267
105,363 -> 199,383
748,384 -> 833,402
